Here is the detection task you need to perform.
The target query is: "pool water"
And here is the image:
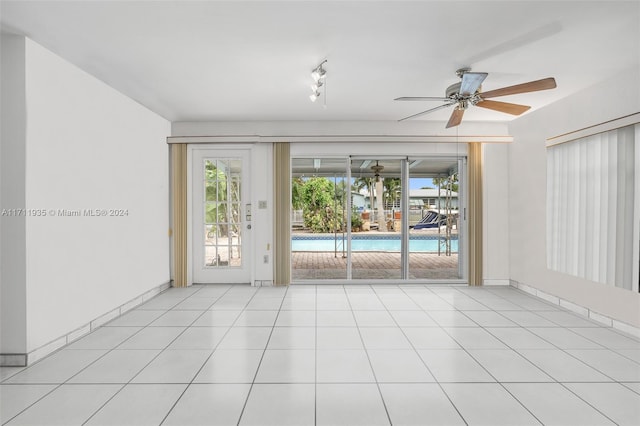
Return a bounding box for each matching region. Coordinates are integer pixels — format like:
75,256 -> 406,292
292,237 -> 458,253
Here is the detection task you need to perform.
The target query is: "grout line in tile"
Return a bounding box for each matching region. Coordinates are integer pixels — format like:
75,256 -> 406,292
4,284 -> 638,426
394,285 -> 471,425
349,284 -> 398,426
235,285 -> 290,426
83,285 -> 230,426
158,284 -> 242,425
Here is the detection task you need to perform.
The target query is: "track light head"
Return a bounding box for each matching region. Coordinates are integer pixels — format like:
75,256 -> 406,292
309,60 -> 327,103
311,60 -> 327,82
310,81 -> 323,92
311,69 -> 326,82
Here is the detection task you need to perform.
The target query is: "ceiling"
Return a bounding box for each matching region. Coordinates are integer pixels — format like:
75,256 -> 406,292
1,1 -> 638,124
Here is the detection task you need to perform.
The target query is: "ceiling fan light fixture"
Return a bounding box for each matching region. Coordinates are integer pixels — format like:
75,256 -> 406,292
394,68 -> 557,128
371,160 -> 384,182
309,91 -> 320,102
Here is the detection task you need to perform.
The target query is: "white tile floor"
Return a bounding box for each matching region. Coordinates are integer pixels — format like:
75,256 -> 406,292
2,284 -> 640,425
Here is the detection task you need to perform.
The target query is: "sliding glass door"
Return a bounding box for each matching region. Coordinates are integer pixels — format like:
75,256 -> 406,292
291,156 -> 465,282
407,158 -> 463,280
291,158 -> 348,280
351,159 -> 403,280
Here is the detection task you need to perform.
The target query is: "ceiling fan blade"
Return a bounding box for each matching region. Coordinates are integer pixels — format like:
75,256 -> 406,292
459,72 -> 488,96
446,108 -> 465,128
394,96 -> 450,101
398,102 -> 455,122
476,99 -> 531,115
480,77 -> 556,99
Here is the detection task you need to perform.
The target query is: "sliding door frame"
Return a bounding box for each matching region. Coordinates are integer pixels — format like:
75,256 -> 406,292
291,154 -> 468,284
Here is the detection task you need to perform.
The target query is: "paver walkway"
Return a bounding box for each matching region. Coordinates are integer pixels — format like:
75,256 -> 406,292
292,252 -> 459,280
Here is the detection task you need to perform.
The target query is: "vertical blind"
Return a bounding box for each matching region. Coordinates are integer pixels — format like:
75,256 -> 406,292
547,124 -> 639,291
273,142 -> 291,286
171,143 -> 188,287
468,143 -> 483,286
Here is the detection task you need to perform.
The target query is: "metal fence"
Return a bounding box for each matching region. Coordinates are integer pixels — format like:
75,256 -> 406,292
292,209 -> 441,228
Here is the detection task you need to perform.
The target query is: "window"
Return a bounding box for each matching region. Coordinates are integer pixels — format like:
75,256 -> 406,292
547,124 -> 640,291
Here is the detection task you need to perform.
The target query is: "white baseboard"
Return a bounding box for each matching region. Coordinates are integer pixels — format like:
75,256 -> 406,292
0,281 -> 171,367
509,280 -> 640,339
483,279 -> 510,286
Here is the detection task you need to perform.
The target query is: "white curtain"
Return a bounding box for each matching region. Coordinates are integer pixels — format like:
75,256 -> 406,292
547,124 -> 639,291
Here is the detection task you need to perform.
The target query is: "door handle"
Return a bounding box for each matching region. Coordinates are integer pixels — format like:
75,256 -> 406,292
247,224 -> 252,230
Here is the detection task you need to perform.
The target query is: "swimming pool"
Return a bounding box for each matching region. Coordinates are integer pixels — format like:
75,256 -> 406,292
292,235 -> 458,253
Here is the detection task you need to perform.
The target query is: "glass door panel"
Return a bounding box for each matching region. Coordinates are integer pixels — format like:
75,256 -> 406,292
408,158 -> 461,280
350,159 -> 402,280
204,159 -> 242,267
291,158 -> 348,280
193,149 -> 250,284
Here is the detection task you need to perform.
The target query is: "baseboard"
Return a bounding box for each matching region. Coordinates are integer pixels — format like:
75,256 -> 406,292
0,281 -> 171,367
509,280 -> 640,339
0,354 -> 27,367
483,279 -> 510,286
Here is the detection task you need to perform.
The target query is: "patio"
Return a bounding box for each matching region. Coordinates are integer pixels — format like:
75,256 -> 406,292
292,252 -> 459,280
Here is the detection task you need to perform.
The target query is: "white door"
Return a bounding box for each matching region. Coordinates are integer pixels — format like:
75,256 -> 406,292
192,148 -> 251,283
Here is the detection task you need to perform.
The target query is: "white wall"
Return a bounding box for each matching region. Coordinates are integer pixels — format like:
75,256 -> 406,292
508,66 -> 640,327
251,143 -> 273,283
1,35 -> 28,355
6,38 -> 171,353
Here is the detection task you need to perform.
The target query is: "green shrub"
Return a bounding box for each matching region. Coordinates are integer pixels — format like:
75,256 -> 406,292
301,177 -> 344,233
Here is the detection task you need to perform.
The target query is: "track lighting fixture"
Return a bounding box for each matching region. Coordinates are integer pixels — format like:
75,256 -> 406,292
310,60 -> 327,103
311,60 -> 327,82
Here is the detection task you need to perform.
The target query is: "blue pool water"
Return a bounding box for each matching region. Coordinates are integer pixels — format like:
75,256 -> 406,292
292,236 -> 458,253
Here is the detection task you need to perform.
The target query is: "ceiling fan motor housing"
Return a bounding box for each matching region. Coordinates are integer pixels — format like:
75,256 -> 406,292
446,82 -> 462,98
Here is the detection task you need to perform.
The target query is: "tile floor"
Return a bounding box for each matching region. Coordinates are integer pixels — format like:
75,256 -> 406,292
1,284 -> 639,425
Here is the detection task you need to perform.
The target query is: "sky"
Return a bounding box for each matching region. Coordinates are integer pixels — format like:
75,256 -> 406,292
410,178 -> 433,190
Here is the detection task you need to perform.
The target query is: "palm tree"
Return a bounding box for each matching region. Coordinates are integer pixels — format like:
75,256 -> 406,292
383,178 -> 401,208
352,176 -> 372,208
432,174 -> 459,192
291,177 -> 305,210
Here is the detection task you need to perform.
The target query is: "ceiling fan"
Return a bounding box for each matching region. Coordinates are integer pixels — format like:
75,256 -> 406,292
395,67 -> 557,128
371,160 -> 384,182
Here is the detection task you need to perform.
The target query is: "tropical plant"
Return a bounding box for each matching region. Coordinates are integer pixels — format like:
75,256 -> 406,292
301,177 -> 344,233
351,205 -> 363,230
433,174 -> 459,193
205,160 -> 240,237
333,179 -> 348,203
291,177 -> 305,210
383,177 -> 401,208
353,177 -> 373,208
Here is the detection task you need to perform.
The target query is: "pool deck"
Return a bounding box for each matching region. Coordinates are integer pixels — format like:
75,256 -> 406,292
292,229 -> 459,280
292,251 -> 459,280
